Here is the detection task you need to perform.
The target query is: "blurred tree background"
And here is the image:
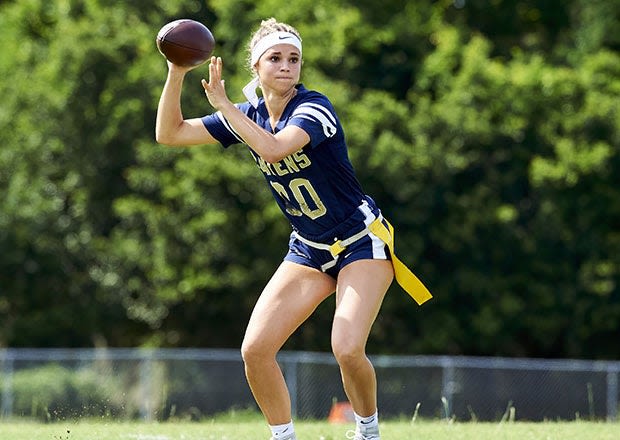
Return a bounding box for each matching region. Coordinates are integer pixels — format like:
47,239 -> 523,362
0,0 -> 618,359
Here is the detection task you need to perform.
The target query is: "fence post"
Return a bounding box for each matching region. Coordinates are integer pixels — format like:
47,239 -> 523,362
139,351 -> 154,421
1,349 -> 14,418
607,365 -> 618,422
440,356 -> 455,419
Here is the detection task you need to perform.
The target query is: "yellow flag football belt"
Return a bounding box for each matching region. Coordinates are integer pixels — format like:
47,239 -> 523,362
368,218 -> 433,305
292,218 -> 433,305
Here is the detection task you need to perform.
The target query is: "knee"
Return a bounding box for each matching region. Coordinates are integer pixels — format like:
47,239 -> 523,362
240,338 -> 259,365
241,338 -> 274,367
332,336 -> 366,370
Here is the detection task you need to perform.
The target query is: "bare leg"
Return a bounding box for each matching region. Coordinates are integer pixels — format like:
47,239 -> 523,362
331,259 -> 393,417
241,261 -> 336,425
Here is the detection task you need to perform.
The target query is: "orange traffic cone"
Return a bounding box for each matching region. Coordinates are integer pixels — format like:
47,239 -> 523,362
328,401 -> 355,424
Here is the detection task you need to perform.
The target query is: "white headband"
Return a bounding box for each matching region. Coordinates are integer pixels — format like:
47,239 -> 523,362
243,31 -> 303,108
250,31 -> 302,66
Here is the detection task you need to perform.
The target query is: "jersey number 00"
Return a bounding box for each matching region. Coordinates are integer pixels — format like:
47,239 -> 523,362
270,178 -> 327,219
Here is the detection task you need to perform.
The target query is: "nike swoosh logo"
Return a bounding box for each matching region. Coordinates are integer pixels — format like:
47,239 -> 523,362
279,36 -> 292,40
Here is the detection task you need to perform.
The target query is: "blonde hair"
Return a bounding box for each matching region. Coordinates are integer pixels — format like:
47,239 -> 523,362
247,18 -> 302,72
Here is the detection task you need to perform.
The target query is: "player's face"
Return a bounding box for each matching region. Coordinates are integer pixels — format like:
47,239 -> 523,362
257,44 -> 301,93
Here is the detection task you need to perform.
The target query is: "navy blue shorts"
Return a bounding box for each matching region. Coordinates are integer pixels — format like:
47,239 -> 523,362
284,199 -> 391,279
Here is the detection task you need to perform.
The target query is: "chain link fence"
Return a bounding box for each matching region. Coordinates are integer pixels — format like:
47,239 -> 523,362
1,348 -> 618,422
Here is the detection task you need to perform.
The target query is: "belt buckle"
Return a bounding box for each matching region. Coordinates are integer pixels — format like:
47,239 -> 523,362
329,240 -> 346,257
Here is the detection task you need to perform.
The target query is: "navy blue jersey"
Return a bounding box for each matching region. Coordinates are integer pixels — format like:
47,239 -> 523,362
201,84 -> 367,239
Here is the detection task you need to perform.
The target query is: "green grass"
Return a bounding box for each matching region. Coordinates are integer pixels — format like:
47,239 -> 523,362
0,418 -> 618,440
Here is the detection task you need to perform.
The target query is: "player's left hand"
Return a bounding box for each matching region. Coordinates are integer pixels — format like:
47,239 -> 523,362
202,56 -> 231,110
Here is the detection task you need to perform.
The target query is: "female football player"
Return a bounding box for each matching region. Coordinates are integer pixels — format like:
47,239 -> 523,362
157,17 -> 399,440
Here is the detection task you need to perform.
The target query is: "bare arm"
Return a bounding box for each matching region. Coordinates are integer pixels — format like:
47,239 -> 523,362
155,62 -> 217,146
202,57 -> 310,163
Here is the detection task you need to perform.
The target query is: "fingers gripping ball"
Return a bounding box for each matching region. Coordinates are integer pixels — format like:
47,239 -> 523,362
156,19 -> 215,67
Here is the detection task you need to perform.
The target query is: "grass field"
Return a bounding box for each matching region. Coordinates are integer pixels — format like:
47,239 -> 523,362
1,417 -> 618,440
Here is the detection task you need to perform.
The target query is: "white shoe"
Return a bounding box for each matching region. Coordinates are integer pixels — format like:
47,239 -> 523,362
345,425 -> 380,440
270,432 -> 297,440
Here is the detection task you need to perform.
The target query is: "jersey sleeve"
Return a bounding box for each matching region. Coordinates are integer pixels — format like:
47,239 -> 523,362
201,103 -> 254,148
288,95 -> 339,148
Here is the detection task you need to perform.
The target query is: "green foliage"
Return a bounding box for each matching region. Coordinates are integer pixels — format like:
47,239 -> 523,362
342,22 -> 620,357
11,364 -> 126,420
0,0 -> 618,359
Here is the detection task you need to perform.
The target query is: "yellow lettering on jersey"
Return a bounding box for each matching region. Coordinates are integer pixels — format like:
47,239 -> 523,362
281,155 -> 300,173
254,150 -> 311,177
256,156 -> 272,175
272,160 -> 289,176
293,151 -> 311,169
269,162 -> 283,175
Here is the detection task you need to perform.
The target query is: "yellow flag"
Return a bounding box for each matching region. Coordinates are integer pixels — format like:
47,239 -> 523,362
369,219 -> 433,305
